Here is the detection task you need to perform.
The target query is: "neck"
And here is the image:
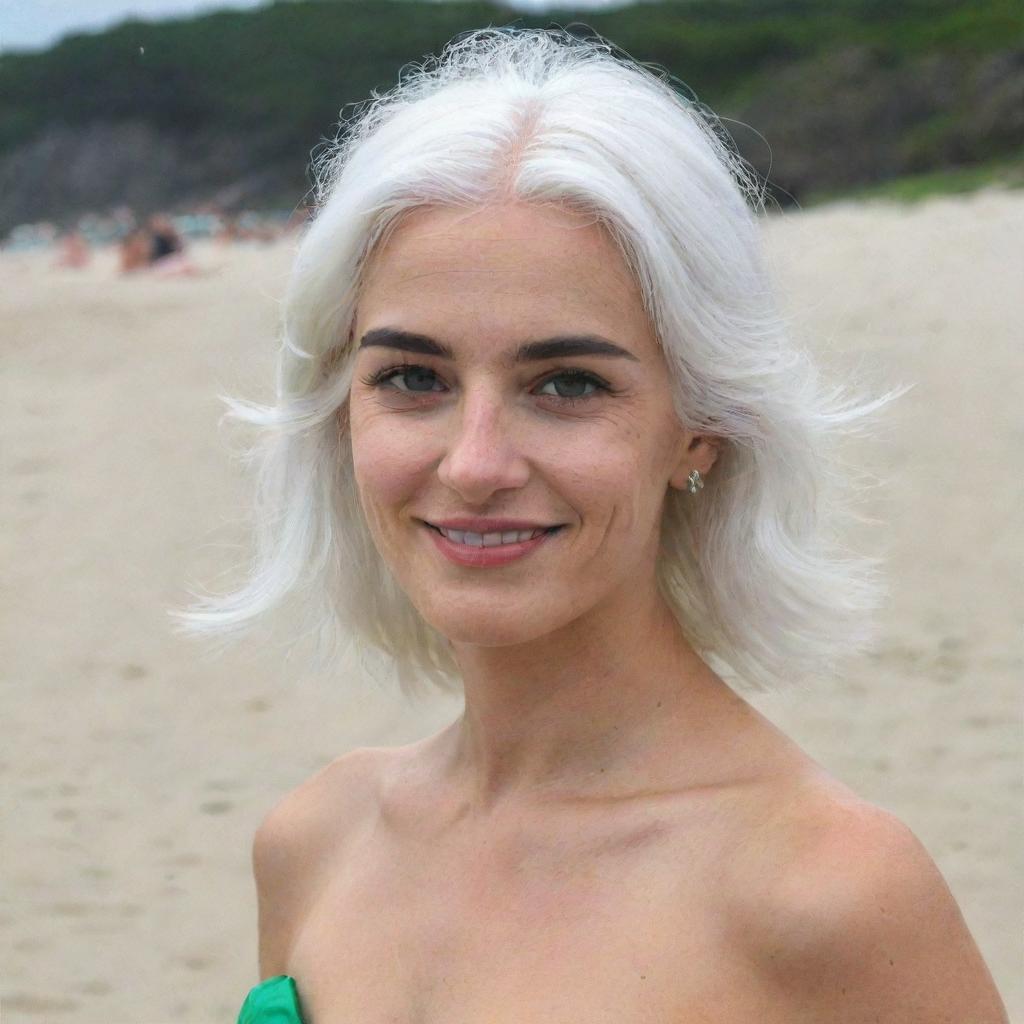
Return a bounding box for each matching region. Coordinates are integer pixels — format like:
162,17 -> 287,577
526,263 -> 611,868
437,581 -> 728,811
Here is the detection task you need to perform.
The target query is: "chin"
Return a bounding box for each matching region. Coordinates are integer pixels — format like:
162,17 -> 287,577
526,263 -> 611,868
416,590 -> 572,649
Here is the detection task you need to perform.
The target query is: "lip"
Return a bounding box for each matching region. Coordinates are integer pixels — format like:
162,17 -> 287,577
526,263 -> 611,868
420,520 -> 563,568
425,517 -> 561,532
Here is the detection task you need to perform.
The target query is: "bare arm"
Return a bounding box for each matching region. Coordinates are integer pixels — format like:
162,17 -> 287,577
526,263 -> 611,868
751,801 -> 1008,1022
250,749 -> 378,979
252,796 -> 305,978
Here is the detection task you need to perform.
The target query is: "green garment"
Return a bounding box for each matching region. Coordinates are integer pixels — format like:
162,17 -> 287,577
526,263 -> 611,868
236,974 -> 306,1024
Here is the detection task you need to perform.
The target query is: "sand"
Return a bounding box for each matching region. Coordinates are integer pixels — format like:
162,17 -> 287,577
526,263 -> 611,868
2,190 -> 1021,1022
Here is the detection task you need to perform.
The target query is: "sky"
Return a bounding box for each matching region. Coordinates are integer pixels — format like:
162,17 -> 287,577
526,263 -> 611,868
0,0 -> 630,54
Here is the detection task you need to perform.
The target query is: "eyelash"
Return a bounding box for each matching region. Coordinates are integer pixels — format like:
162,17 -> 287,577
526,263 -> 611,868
359,363 -> 615,407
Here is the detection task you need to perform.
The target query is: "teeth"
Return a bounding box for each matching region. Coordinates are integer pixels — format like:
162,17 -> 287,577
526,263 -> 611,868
437,527 -> 547,546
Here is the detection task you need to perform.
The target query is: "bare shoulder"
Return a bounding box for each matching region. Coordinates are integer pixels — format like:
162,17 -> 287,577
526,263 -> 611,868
729,778 -> 1008,1022
251,745 -> 389,977
253,745 -> 385,857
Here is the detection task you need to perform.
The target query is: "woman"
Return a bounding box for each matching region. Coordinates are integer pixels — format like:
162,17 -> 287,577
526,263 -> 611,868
182,27 -> 1008,1024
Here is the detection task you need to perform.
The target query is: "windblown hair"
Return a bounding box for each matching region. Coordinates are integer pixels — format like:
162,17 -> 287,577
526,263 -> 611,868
175,26 -> 900,696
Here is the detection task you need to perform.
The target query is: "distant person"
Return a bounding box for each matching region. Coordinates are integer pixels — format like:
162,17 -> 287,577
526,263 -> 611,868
53,230 -> 90,268
119,214 -> 198,276
118,228 -> 152,273
147,214 -> 183,262
180,27 -> 1009,1024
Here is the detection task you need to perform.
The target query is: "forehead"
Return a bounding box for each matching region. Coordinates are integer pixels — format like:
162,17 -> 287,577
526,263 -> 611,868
356,202 -> 654,349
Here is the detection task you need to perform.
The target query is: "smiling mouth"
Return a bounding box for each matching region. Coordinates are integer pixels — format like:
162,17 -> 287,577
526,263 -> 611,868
423,523 -> 564,547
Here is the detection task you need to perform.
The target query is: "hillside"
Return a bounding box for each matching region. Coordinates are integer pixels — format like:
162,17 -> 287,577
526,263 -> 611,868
1,0 -> 1021,232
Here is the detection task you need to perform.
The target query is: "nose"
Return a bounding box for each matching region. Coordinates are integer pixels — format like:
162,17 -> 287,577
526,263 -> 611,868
436,385 -> 530,503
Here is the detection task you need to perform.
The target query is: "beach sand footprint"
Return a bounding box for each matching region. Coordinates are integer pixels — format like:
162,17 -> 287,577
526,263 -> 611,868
1,993 -> 80,1015
199,799 -> 234,815
77,979 -> 113,996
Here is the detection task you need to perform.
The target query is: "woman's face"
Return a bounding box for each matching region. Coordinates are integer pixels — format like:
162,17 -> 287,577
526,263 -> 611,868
348,202 -> 702,647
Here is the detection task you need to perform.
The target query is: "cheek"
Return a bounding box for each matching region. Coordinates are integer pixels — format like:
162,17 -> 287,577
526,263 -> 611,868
537,426 -> 662,535
350,413 -> 434,513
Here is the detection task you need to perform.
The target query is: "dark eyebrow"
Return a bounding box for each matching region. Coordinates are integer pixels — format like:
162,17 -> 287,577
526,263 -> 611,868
357,327 -> 639,363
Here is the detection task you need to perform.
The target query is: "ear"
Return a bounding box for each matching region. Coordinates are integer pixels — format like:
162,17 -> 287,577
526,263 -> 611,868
668,432 -> 722,491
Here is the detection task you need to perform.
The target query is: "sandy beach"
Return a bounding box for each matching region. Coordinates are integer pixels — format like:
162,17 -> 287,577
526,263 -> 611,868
2,190 -> 1021,1022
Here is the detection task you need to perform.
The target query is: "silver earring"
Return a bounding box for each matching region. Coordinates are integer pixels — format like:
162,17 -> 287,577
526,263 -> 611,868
687,469 -> 704,495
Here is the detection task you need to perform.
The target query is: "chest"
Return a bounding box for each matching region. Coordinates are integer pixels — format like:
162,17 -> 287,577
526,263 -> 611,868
286,812 -> 778,1024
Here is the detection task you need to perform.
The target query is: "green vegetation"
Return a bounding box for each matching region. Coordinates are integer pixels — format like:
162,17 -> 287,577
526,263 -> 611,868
2,0 -> 1019,154
0,0 -> 1021,227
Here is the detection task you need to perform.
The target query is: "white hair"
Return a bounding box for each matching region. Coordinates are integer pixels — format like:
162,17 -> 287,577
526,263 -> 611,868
174,26 -> 903,696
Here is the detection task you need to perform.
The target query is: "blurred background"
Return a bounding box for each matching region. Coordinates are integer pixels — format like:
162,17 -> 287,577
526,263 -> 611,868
1,1 -> 1021,1021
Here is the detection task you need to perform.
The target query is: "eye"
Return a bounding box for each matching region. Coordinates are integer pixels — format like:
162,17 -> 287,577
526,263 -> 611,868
361,364 -> 614,405
363,364 -> 445,393
534,370 -> 608,401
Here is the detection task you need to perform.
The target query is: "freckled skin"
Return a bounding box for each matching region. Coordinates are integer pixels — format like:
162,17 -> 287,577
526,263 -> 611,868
348,202 -> 709,650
